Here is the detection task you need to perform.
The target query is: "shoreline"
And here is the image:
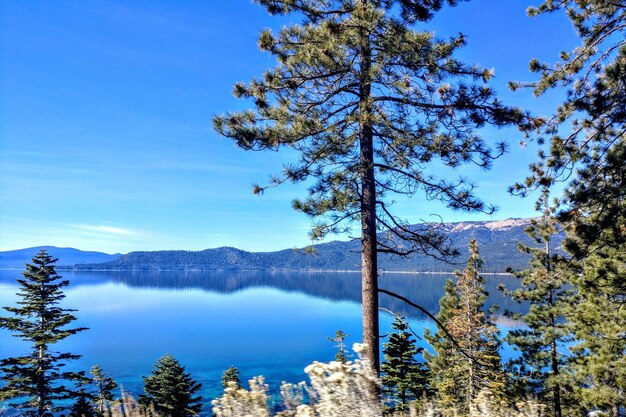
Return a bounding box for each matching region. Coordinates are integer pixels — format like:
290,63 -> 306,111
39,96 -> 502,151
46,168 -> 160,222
40,268 -> 514,276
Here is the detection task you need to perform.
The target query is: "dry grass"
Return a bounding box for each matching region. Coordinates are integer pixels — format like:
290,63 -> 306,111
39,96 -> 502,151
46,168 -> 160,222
104,391 -> 159,417
102,389 -> 545,417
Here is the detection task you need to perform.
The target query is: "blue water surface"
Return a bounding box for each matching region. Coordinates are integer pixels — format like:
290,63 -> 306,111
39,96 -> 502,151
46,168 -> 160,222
0,269 -> 523,413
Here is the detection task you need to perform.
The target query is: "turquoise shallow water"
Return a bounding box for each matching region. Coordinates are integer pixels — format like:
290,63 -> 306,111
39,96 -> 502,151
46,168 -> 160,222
0,269 -> 523,414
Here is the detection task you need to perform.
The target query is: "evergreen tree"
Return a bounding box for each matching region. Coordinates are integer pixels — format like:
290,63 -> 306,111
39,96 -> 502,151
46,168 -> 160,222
139,355 -> 202,417
213,0 -> 533,371
570,244 -> 626,414
503,188 -> 577,417
327,329 -> 350,363
425,240 -> 504,414
69,391 -> 96,417
424,279 -> 462,408
0,250 -> 88,416
221,366 -> 242,389
564,145 -> 626,414
381,316 -> 429,413
90,365 -> 118,415
511,4 -> 626,407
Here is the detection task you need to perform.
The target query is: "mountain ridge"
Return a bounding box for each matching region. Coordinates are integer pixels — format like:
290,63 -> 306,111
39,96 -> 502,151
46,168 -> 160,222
0,246 -> 121,269
24,217 -> 556,273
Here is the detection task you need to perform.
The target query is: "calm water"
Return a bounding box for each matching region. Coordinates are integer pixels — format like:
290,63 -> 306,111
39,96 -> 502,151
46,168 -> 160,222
0,269 -> 523,412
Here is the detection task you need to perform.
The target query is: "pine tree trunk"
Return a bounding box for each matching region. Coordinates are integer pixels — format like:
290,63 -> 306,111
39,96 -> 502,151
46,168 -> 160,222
551,333 -> 562,417
545,202 -> 562,417
98,381 -> 105,414
359,87 -> 379,375
469,362 -> 474,410
357,0 -> 379,374
360,136 -> 379,373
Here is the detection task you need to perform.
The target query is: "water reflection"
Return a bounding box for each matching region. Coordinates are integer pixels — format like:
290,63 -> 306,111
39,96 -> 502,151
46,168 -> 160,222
37,270 -> 527,317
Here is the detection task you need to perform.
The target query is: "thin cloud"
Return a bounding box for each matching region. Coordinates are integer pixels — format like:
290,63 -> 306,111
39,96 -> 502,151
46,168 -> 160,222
72,224 -> 138,237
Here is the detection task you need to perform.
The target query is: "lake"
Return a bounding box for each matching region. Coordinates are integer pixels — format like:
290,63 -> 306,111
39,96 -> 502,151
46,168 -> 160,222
0,269 -> 523,413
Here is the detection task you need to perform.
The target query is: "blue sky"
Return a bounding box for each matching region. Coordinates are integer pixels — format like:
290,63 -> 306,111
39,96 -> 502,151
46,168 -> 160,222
0,1 -> 578,254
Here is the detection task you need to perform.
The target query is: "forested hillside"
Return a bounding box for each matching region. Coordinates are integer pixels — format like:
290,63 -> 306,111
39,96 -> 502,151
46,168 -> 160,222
69,218 -> 559,272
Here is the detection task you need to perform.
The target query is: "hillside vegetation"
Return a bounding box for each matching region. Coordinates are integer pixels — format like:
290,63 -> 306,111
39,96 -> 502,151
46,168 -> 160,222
67,219 -> 558,273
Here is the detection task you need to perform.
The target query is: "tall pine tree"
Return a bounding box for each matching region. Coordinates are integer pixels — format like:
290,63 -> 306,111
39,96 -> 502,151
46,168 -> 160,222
139,355 -> 202,417
213,0 -> 533,372
510,3 -> 626,413
381,316 -> 429,413
504,188 -> 577,417
425,240 -> 504,414
0,250 -> 88,416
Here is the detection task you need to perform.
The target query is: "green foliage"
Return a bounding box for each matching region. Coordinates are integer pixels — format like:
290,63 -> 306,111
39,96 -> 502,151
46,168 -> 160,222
328,329 -> 350,363
139,354 -> 202,417
424,279 -> 464,410
0,250 -> 88,416
381,316 -> 429,412
569,245 -> 626,412
511,1 -> 625,202
221,366 -> 242,390
90,365 -> 118,415
69,391 -> 97,417
425,240 -> 505,414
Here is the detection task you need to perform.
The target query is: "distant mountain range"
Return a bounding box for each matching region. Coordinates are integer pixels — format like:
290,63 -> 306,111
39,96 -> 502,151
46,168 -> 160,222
0,218 -> 560,273
0,246 -> 120,269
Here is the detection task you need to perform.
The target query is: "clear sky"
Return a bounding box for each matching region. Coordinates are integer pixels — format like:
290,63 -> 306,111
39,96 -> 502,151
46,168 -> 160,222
0,1 -> 578,254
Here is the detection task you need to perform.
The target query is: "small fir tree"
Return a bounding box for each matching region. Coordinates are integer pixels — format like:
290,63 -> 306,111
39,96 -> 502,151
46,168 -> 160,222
423,279 -> 462,408
139,355 -> 202,417
69,391 -> 96,417
0,250 -> 88,416
327,330 -> 350,363
425,240 -> 505,414
221,366 -> 242,389
381,316 -> 429,413
90,365 -> 118,415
